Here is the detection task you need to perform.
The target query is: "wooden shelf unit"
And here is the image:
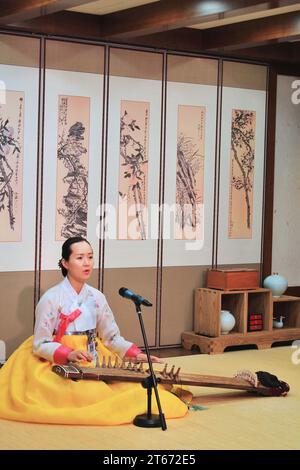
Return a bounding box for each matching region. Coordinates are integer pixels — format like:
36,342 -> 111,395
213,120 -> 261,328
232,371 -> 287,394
194,287 -> 272,337
182,289 -> 300,354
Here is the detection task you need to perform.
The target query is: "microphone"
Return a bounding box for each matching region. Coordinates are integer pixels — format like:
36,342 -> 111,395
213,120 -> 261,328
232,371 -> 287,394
119,287 -> 152,307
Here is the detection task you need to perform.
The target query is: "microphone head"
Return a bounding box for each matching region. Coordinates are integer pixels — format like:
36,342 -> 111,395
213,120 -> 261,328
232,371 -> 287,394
119,287 -> 129,297
118,287 -> 152,307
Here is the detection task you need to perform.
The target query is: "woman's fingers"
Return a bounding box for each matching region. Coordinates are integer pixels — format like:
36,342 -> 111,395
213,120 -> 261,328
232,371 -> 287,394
79,351 -> 92,361
82,351 -> 93,361
135,353 -> 165,364
150,355 -> 165,364
70,350 -> 93,362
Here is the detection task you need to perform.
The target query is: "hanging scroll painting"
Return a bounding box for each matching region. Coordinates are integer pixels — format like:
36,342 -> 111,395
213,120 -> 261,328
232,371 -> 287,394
163,78 -> 217,267
0,62 -> 39,272
105,71 -> 161,269
118,100 -> 150,240
55,95 -> 90,241
217,82 -> 266,265
228,109 -> 256,239
0,90 -> 24,242
175,105 -> 205,241
41,67 -> 103,271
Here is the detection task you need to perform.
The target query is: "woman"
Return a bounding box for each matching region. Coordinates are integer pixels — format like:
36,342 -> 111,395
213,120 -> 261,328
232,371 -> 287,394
0,237 -> 188,425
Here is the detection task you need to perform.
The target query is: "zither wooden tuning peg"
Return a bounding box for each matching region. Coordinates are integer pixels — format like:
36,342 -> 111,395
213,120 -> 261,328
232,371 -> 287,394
174,367 -> 181,380
161,364 -> 168,378
168,365 -> 175,379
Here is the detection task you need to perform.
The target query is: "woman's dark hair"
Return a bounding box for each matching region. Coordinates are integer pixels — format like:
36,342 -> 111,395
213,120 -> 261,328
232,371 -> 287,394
58,236 -> 91,277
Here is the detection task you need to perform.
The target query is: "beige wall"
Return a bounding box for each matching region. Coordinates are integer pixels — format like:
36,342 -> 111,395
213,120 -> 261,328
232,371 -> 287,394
272,75 -> 300,285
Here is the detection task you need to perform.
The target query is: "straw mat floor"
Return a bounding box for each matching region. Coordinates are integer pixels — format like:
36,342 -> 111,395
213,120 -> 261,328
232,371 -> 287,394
0,346 -> 299,450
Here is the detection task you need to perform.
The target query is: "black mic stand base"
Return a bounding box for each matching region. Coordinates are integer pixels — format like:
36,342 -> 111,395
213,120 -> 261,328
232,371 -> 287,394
133,413 -> 163,428
133,369 -> 167,430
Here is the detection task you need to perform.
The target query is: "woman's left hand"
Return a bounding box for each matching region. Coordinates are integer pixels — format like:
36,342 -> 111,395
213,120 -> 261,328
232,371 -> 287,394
135,353 -> 164,364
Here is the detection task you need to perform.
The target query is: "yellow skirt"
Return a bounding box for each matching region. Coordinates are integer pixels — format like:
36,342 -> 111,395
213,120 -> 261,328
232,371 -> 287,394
0,336 -> 188,425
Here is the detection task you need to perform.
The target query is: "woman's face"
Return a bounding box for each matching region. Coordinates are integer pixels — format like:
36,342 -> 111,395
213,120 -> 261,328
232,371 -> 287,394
62,241 -> 94,283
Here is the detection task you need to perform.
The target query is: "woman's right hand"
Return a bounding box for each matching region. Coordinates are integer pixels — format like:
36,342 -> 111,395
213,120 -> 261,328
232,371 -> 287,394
67,350 -> 93,363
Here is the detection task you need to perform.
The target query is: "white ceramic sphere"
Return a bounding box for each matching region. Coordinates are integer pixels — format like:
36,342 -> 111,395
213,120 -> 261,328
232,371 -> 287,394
220,310 -> 236,335
263,274 -> 288,297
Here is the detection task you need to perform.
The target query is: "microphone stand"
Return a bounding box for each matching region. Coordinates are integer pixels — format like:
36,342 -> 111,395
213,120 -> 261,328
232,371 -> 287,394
132,301 -> 167,431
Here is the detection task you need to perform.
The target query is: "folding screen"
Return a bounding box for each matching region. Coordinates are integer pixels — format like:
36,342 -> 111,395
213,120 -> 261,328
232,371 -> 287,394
102,48 -> 163,347
0,34 -> 40,355
160,55 -> 219,345
0,35 -> 271,354
217,61 -> 267,266
40,40 -> 104,294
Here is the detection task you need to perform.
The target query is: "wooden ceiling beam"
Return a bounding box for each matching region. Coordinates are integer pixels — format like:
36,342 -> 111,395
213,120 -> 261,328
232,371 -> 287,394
4,11 -> 102,39
230,44 -> 295,62
4,14 -> 203,54
128,28 -> 204,53
0,0 -> 94,25
95,0 -> 280,40
134,31 -> 300,69
4,7 -> 300,68
202,10 -> 300,51
230,44 -> 300,73
126,28 -> 300,69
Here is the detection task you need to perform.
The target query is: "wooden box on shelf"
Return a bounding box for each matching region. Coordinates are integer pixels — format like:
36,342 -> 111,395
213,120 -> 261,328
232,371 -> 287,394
207,268 -> 259,291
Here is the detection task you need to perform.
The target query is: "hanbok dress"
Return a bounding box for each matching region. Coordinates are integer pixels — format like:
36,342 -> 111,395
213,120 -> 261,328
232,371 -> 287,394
0,276 -> 187,425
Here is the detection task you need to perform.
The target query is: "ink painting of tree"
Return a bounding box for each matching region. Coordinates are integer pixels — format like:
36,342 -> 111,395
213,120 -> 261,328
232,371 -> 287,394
175,105 -> 205,240
0,91 -> 24,242
118,100 -> 149,240
56,96 -> 90,240
228,109 -> 256,239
